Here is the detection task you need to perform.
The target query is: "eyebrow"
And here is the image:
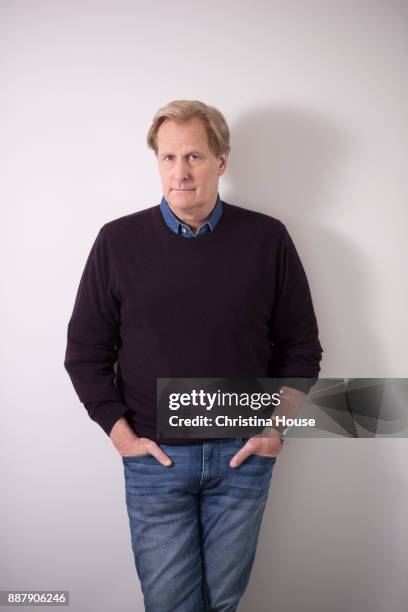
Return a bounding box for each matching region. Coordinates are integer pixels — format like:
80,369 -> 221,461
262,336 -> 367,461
160,150 -> 204,159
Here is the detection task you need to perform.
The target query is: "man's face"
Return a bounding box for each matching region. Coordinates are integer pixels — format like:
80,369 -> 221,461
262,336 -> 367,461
156,117 -> 228,215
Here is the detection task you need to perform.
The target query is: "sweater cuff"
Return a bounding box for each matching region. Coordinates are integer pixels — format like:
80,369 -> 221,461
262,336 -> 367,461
85,401 -> 129,436
278,377 -> 318,396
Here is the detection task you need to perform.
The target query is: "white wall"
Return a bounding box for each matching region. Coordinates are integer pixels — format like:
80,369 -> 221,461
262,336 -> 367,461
1,1 -> 407,611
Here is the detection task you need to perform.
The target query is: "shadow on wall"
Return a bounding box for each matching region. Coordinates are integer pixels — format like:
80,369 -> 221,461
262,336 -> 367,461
223,104 -> 385,378
223,106 -> 394,612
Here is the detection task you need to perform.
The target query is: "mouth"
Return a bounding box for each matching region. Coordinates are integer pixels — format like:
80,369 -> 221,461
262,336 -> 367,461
172,188 -> 195,191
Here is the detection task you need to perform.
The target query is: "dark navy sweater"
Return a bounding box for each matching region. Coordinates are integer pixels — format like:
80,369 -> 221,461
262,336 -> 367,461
64,201 -> 323,441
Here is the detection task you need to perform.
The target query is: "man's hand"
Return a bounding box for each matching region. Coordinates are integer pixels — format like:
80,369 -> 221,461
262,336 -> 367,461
109,418 -> 172,467
229,430 -> 283,468
229,385 -> 305,468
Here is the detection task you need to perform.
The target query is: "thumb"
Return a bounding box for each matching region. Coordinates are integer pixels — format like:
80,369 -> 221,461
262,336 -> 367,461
229,443 -> 252,468
148,442 -> 173,467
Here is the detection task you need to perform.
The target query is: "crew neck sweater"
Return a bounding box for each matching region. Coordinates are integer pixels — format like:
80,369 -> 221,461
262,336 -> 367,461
64,201 -> 323,442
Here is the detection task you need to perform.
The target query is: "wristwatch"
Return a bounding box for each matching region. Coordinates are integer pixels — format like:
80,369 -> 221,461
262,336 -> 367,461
277,427 -> 290,445
265,426 -> 290,445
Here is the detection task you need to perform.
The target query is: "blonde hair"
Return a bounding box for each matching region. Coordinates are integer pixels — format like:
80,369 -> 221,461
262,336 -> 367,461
147,99 -> 230,157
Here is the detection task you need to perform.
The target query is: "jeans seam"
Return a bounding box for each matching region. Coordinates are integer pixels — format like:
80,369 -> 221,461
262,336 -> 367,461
198,443 -> 206,489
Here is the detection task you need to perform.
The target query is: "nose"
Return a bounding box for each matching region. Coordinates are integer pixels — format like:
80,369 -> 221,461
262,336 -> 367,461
173,158 -> 191,184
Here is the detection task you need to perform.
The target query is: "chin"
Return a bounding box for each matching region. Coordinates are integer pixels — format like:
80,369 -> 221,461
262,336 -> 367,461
169,191 -> 197,208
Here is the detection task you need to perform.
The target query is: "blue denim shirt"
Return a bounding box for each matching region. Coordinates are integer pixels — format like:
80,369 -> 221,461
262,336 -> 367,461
160,194 -> 223,237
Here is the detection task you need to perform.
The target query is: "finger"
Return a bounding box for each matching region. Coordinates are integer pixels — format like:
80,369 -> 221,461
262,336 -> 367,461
147,442 -> 173,467
229,445 -> 253,468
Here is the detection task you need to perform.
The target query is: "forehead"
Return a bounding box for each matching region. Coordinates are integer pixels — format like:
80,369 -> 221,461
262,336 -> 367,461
156,117 -> 211,152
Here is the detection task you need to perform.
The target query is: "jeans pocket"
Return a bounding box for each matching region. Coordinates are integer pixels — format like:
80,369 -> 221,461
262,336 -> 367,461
121,453 -> 154,462
239,437 -> 277,462
253,454 -> 277,461
249,453 -> 277,463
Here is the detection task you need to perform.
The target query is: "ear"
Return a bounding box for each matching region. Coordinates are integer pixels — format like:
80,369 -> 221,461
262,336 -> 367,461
218,152 -> 229,176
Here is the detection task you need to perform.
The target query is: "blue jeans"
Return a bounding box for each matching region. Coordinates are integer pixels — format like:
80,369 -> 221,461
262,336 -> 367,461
122,438 -> 276,612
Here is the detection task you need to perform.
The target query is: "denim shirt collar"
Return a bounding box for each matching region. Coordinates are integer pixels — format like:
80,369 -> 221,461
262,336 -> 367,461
160,193 -> 223,237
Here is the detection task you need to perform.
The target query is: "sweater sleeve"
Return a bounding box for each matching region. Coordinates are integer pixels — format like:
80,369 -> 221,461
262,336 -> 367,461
64,226 -> 128,436
268,224 -> 323,394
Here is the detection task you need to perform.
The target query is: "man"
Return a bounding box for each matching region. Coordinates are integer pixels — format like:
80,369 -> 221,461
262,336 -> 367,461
64,99 -> 322,612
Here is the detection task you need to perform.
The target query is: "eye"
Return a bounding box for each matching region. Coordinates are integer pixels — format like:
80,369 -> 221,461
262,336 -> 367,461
163,154 -> 174,161
189,154 -> 200,161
